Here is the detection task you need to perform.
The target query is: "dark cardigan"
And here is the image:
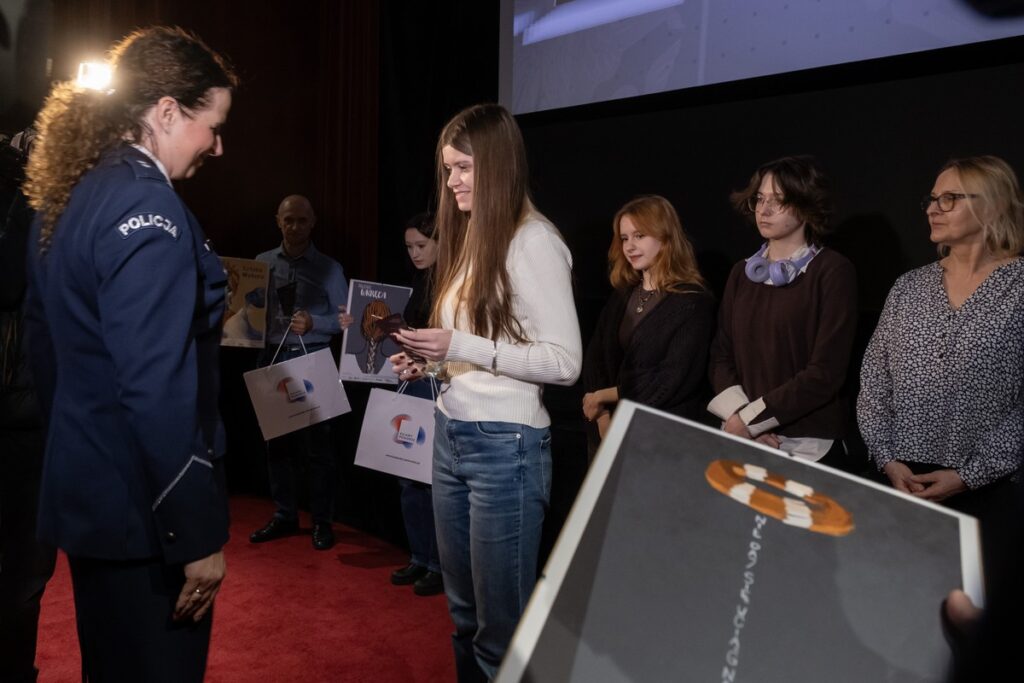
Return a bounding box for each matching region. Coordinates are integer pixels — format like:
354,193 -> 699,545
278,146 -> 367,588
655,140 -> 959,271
583,284 -> 716,421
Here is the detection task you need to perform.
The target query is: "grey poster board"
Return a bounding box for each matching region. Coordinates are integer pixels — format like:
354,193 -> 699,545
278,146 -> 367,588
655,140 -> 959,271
498,401 -> 983,682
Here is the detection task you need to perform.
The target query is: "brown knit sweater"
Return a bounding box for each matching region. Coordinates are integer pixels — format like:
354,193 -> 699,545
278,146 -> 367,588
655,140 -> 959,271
708,248 -> 858,439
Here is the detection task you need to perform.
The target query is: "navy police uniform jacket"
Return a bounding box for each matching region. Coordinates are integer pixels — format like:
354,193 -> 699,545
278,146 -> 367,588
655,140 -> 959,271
24,144 -> 229,565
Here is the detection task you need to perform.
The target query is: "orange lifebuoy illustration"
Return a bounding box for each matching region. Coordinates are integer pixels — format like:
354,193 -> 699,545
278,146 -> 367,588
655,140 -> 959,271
705,459 -> 854,537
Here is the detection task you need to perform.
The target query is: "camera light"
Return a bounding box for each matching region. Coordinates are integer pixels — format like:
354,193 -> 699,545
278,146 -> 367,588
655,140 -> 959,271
76,62 -> 113,91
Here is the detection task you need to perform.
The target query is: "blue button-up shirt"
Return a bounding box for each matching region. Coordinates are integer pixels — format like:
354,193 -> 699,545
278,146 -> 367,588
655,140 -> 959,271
256,242 -> 348,347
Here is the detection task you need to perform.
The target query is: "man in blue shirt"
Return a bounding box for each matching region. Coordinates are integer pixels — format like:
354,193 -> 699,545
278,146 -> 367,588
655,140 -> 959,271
250,195 -> 348,550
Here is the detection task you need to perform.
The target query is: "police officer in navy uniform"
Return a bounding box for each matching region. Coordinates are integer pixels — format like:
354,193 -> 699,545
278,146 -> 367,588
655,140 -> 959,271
22,27 -> 237,682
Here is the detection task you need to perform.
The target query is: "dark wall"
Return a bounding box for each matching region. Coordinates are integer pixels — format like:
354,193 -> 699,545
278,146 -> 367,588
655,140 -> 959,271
0,0 -> 52,132
518,37 -> 1024,334
514,37 -> 1024,496
377,0 -> 499,285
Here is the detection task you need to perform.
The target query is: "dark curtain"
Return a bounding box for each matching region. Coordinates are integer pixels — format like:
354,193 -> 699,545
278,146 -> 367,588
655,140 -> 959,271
314,0 -> 378,277
49,0 -> 378,274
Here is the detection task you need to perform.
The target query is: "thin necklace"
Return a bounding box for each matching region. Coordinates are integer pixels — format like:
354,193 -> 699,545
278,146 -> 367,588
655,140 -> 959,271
636,286 -> 656,313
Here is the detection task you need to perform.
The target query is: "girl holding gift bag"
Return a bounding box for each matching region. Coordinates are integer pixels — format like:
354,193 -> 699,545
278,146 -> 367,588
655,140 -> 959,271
386,212 -> 444,596
390,103 -> 582,681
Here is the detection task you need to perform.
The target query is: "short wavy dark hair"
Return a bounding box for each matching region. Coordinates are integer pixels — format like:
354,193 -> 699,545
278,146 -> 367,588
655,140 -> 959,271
730,155 -> 833,245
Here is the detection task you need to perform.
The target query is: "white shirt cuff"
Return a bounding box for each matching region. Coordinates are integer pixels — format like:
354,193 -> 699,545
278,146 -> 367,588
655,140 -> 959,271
707,385 -> 750,421
739,397 -> 780,437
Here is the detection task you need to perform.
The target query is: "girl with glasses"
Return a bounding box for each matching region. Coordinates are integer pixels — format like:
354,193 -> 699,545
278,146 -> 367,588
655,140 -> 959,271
708,156 -> 859,471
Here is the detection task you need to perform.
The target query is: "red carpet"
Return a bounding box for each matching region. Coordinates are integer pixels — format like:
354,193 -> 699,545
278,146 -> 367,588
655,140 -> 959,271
36,496 -> 456,682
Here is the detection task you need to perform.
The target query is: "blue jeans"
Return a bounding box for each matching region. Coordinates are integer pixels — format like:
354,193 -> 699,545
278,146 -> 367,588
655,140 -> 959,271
432,411 -> 552,682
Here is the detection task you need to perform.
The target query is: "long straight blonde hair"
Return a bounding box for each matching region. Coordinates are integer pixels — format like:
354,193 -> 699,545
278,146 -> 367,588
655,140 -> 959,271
430,103 -> 532,342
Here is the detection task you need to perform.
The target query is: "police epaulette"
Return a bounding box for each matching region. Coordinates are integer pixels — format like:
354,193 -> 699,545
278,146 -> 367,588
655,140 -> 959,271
127,156 -> 169,182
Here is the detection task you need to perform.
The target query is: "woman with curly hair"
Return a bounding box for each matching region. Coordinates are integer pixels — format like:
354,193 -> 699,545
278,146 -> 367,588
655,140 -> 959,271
707,156 -> 859,471
22,26 -> 236,681
582,195 -> 715,444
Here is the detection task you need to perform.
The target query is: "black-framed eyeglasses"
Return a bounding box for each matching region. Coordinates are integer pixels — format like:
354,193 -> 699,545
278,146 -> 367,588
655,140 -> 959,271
745,194 -> 785,214
920,192 -> 978,213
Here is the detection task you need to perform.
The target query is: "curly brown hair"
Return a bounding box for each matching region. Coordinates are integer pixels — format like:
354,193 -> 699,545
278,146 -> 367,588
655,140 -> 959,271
23,26 -> 237,249
730,155 -> 833,246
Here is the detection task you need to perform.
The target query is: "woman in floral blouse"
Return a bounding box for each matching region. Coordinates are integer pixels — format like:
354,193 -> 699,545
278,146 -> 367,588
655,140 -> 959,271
858,155 -> 1024,574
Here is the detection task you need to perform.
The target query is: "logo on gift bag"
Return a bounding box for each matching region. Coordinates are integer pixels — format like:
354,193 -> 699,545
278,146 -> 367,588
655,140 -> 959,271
390,414 -> 426,448
277,377 -> 314,403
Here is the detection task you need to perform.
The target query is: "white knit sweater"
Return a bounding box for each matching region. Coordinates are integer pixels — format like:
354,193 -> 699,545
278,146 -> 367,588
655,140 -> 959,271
437,212 -> 582,428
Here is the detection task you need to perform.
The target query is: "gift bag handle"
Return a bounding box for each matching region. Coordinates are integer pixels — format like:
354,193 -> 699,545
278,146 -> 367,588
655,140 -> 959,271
268,329 -> 308,366
396,375 -> 439,400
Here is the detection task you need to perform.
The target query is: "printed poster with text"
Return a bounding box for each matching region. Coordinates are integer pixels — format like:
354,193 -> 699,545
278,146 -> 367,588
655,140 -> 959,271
220,256 -> 270,348
339,279 -> 413,384
499,402 -> 982,683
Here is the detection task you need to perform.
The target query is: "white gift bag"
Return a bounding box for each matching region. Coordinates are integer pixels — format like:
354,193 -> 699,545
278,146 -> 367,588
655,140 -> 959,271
354,381 -> 438,484
244,342 -> 351,441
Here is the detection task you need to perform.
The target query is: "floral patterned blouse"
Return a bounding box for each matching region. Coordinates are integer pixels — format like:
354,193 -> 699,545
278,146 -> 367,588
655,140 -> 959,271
857,258 -> 1024,489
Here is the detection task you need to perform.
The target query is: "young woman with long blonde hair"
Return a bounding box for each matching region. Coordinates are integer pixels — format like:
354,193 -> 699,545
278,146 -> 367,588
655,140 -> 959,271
390,103 -> 581,681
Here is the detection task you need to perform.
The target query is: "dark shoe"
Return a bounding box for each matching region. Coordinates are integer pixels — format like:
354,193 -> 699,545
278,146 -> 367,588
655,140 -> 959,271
312,522 -> 335,550
249,517 -> 298,543
413,571 -> 444,597
390,563 -> 427,586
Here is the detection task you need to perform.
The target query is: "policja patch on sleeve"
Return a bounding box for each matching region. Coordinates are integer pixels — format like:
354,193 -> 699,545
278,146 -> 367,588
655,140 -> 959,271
116,213 -> 181,240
